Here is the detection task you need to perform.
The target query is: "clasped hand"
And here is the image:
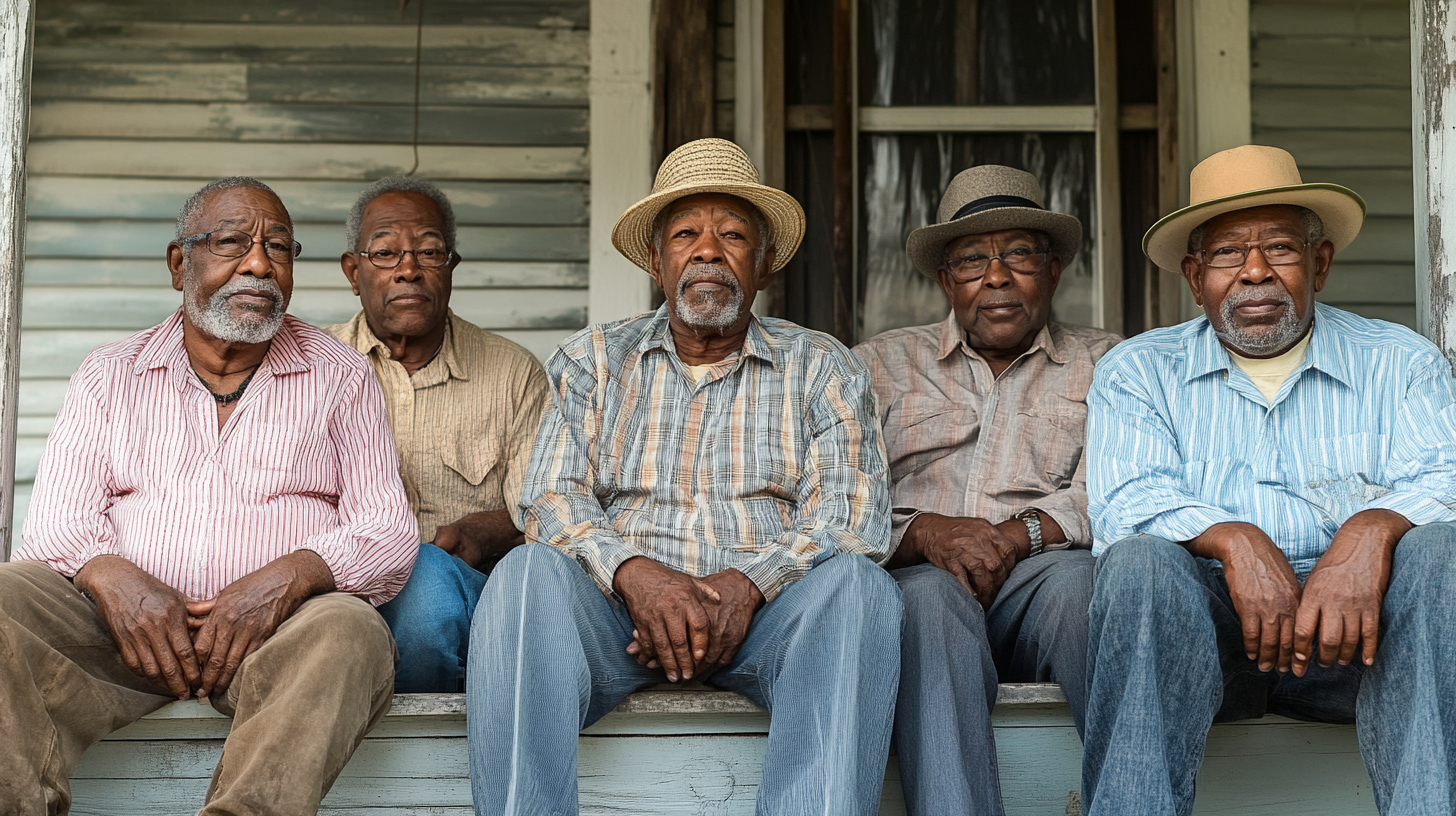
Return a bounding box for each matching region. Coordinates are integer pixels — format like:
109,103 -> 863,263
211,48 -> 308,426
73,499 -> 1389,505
612,557 -> 763,683
74,552 -> 331,700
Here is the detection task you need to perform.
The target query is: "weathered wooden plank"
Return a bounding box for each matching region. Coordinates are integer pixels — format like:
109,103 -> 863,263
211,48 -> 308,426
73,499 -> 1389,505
32,22 -> 590,66
26,140 -> 589,181
20,286 -> 586,331
1330,303 -> 1417,328
1251,37 -> 1411,88
15,436 -> 42,482
25,259 -> 588,290
1256,129 -> 1413,168
1333,216 -> 1413,264
1197,720 -> 1374,815
1252,87 -> 1409,130
1319,264 -> 1416,304
28,177 -> 589,225
24,221 -> 587,261
30,101 -> 588,145
17,377 -> 68,416
1294,168 -> 1411,217
1252,1 -> 1408,39
0,0 -> 33,558
247,64 -> 586,105
16,416 -> 52,436
36,0 -> 589,29
31,62 -> 247,101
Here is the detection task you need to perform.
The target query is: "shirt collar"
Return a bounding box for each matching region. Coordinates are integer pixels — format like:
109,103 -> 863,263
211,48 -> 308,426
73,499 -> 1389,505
133,308 -> 312,378
935,311 -> 1065,365
1182,303 -> 1352,388
342,308 -> 466,382
638,303 -> 779,370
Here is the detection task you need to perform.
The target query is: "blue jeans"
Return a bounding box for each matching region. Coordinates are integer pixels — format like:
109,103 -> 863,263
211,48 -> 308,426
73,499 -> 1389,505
892,549 -> 1094,816
376,543 -> 489,693
1083,526 -> 1456,816
466,543 -> 904,816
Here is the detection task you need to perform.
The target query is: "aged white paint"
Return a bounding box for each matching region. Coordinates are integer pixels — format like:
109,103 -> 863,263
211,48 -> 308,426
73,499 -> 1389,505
1093,0 -> 1124,332
0,0 -> 34,560
587,0 -> 654,324
1412,0 -> 1456,354
734,0 -> 767,169
1176,0 -> 1252,175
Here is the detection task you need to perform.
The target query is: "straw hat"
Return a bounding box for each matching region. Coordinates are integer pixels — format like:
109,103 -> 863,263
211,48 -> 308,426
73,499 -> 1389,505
1143,145 -> 1366,272
611,138 -> 806,275
905,165 -> 1082,277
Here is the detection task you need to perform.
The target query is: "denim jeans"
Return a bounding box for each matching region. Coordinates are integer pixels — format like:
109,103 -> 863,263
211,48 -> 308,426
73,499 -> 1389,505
1083,525 -> 1456,816
376,543 -> 489,693
466,543 -> 904,816
892,549 -> 1094,816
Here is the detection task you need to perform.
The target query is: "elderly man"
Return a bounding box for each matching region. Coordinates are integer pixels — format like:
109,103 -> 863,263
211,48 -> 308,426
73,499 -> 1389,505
1083,145 -> 1456,815
329,177 -> 549,693
854,165 -> 1118,816
6,177 -> 417,814
466,138 -> 900,816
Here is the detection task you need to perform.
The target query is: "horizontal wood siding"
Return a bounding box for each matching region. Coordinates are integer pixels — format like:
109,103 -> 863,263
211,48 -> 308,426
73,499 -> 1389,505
15,0 -> 591,546
1251,0 -> 1415,328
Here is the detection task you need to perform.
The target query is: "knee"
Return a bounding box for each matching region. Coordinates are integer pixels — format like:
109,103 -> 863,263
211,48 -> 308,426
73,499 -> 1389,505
474,543 -> 582,623
297,594 -> 395,667
1392,524 -> 1456,595
810,554 -> 903,628
1031,554 -> 1095,626
895,564 -> 983,631
1093,535 -> 1197,609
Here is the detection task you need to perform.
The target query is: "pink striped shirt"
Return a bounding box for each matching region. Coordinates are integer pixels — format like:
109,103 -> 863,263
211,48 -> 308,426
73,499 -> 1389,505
18,310 -> 418,606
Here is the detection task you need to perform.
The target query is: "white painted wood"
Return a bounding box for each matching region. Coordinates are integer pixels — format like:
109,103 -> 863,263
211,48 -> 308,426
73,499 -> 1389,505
587,0 -> 654,324
1093,0 -> 1123,333
1177,0 -> 1252,169
25,259 -> 588,290
1411,0 -> 1456,349
856,105 -> 1097,132
734,0 -> 767,170
0,0 -> 34,559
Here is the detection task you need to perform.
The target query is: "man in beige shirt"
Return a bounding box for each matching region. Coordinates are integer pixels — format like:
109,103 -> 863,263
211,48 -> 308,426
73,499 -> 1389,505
329,177 -> 549,692
853,166 -> 1119,816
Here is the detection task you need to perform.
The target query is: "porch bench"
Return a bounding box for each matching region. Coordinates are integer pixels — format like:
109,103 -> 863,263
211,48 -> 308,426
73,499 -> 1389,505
70,683 -> 1376,815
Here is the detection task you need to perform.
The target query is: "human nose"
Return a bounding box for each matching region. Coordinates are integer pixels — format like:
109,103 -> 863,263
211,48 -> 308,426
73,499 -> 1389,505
1238,246 -> 1276,284
393,251 -> 424,280
980,255 -> 1014,287
237,236 -> 276,278
690,232 -> 725,264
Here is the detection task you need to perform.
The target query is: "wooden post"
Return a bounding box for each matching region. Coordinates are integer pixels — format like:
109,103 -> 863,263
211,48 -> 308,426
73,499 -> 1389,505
1412,0 -> 1456,358
1154,0 -> 1181,328
1093,0 -> 1124,334
653,0 -> 718,163
0,0 -> 33,560
830,0 -> 855,345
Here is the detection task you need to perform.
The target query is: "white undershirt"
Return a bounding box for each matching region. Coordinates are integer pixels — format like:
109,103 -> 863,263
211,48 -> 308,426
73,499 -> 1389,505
1228,331 -> 1312,404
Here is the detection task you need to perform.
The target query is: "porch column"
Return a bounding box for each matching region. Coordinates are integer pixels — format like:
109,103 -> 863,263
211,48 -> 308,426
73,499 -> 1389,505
0,0 -> 34,560
1412,0 -> 1456,360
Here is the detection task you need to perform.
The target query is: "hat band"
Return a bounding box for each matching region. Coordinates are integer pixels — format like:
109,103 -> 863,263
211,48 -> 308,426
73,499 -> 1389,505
948,194 -> 1043,222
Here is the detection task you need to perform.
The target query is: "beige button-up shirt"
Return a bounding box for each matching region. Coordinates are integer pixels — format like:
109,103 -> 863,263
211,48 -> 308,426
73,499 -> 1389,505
329,310 -> 550,542
853,313 -> 1120,552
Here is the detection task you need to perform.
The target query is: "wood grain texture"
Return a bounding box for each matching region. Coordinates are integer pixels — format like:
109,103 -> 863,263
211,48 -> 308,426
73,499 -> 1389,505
1252,36 -> 1411,88
0,0 -> 34,557
1255,129 -> 1413,168
1252,0 -> 1408,39
245,64 -> 586,105
36,0 -> 590,28
24,259 -> 588,289
1252,87 -> 1410,130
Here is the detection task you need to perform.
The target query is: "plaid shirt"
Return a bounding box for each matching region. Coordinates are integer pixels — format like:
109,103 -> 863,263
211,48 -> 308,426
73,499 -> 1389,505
520,306 -> 890,602
854,314 -> 1120,552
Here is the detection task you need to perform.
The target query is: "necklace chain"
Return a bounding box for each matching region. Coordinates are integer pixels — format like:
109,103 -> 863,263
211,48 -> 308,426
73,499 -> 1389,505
194,366 -> 258,405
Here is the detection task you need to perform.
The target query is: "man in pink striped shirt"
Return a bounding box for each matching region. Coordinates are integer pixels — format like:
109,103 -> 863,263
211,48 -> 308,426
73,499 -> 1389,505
4,177 -> 418,815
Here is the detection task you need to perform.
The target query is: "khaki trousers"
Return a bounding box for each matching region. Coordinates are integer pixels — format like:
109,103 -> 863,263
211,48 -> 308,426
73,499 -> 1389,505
0,560 -> 396,816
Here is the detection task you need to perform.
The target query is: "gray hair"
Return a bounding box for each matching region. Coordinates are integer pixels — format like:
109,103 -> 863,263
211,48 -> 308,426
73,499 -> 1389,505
175,177 -> 289,242
345,176 -> 457,252
1187,206 -> 1325,255
651,196 -> 774,272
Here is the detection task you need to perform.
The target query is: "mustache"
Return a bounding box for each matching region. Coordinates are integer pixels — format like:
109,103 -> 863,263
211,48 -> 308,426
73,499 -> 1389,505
677,263 -> 742,296
214,276 -> 284,304
385,285 -> 433,304
1222,284 -> 1292,309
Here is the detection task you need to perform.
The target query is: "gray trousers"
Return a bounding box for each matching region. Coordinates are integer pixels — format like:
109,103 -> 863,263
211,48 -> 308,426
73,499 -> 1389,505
891,549 -> 1094,816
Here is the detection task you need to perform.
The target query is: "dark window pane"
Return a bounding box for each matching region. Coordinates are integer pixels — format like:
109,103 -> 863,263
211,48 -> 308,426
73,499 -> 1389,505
979,0 -> 1095,105
1116,0 -> 1158,106
785,0 -> 836,106
859,132 -> 1096,340
781,131 -> 840,332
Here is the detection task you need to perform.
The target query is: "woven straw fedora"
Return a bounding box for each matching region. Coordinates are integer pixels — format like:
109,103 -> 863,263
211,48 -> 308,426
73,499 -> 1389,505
1143,144 -> 1366,272
611,138 -> 806,274
905,165 -> 1082,277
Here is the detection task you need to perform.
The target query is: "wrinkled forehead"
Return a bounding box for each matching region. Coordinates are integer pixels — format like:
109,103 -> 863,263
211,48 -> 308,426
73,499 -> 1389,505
664,192 -> 758,225
199,186 -> 292,234
947,228 -> 1047,255
362,190 -> 448,234
1196,204 -> 1309,245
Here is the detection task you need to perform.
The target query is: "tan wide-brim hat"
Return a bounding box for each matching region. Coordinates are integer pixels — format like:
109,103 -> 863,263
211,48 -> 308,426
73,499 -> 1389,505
905,165 -> 1082,277
1143,144 -> 1366,272
611,138 -> 806,275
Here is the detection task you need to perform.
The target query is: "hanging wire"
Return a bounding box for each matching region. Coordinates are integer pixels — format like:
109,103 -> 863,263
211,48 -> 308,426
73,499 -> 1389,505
403,0 -> 426,176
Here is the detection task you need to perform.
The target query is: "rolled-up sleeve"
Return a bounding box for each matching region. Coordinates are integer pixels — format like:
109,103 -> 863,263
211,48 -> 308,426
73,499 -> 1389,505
520,341 -> 646,595
299,367 -> 418,606
1087,365 -> 1238,554
1361,357 -> 1456,524
740,363 -> 891,602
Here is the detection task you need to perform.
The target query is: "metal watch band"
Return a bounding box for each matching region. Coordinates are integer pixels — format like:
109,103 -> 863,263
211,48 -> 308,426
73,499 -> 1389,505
1018,509 -> 1044,557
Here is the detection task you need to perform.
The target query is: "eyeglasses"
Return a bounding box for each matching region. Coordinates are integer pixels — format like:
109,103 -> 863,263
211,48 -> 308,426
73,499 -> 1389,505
357,245 -> 456,269
1197,239 -> 1309,268
181,229 -> 301,263
944,248 -> 1049,283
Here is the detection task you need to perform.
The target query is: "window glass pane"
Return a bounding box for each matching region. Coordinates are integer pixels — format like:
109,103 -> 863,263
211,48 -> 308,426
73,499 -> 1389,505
861,0 -> 1094,107
859,132 -> 1096,341
785,0 -> 835,106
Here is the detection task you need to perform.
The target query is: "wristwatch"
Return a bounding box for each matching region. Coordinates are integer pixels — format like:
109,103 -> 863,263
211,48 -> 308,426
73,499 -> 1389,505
1016,509 -> 1044,557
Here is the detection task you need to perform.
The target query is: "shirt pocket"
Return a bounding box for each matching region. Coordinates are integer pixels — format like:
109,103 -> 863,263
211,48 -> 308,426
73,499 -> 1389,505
442,441 -> 501,490
884,403 -> 980,486
1290,433 -> 1391,516
1005,394 -> 1086,494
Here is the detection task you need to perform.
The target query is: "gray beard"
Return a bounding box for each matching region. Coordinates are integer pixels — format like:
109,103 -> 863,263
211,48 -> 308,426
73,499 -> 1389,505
1216,286 -> 1303,357
183,267 -> 286,344
674,263 -> 745,332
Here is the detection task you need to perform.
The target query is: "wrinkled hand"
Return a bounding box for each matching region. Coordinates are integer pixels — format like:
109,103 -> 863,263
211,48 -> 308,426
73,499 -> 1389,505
905,514 -> 1021,607
434,509 -> 525,572
1194,522 -> 1302,673
191,550 -> 335,699
75,555 -> 201,699
614,557 -> 721,682
1292,509 -> 1408,676
633,569 -> 762,677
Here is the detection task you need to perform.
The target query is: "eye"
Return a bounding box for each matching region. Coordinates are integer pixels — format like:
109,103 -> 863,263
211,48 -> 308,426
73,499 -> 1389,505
214,234 -> 245,247
264,239 -> 292,253
1004,247 -> 1033,257
416,247 -> 443,258
371,247 -> 399,259
1209,245 -> 1242,258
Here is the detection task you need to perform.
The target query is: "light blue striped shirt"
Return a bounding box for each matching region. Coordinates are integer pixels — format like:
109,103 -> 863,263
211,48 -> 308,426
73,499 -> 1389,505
1088,303 -> 1456,576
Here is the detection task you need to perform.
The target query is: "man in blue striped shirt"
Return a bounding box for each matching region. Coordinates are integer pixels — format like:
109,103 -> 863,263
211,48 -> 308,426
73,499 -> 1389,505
1082,145 -> 1456,816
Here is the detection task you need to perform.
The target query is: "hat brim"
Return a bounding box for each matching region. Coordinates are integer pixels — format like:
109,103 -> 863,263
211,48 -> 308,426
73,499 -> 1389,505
611,182 -> 806,275
905,207 -> 1083,277
1143,183 -> 1366,272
